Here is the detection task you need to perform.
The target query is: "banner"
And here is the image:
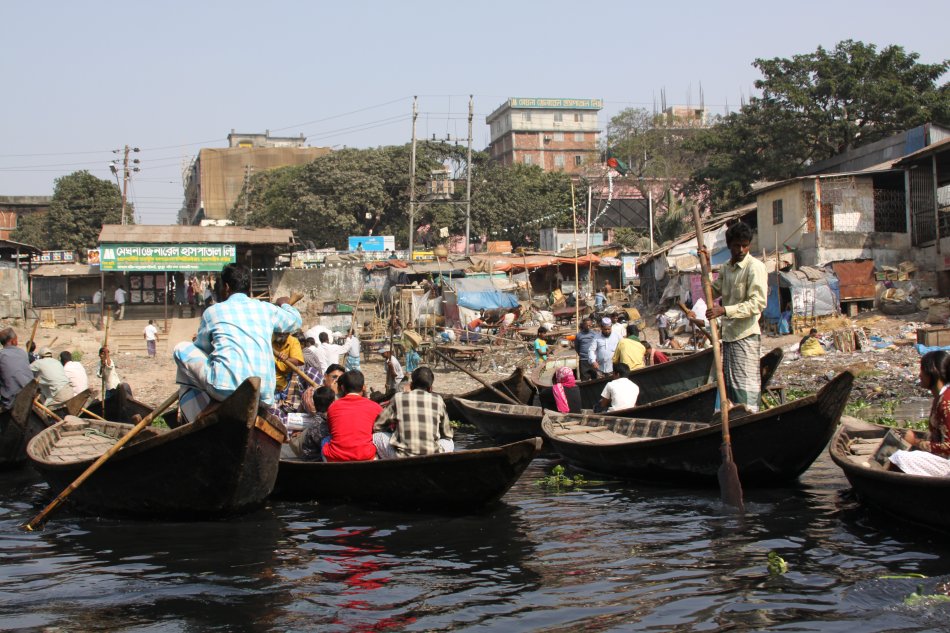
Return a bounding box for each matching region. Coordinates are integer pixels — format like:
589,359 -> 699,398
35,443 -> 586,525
99,243 -> 236,272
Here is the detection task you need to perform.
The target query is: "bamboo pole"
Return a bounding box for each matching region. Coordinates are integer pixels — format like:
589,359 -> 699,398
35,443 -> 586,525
32,397 -> 63,423
24,392 -> 179,531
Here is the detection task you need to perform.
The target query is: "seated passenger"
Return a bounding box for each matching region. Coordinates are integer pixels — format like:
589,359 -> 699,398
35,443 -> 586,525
322,370 -> 381,462
595,363 -> 640,413
539,366 -> 582,413
287,385 -> 335,461
31,348 -> 76,409
0,328 -> 33,412
643,341 -> 670,365
372,366 -> 454,459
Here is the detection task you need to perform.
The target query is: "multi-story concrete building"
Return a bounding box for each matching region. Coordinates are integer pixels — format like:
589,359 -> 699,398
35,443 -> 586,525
485,98 -> 602,174
179,130 -> 331,225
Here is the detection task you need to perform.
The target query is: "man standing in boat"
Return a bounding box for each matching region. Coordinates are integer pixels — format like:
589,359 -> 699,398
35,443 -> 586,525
574,318 -> 597,380
589,317 -> 623,377
703,221 -> 768,413
372,366 -> 454,459
172,263 -> 302,423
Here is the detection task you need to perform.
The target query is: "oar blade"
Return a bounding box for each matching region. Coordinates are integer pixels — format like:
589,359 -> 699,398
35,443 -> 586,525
718,442 -> 744,511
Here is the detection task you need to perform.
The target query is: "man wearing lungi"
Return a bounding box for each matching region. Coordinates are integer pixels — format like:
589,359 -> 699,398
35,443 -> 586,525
704,222 -> 767,412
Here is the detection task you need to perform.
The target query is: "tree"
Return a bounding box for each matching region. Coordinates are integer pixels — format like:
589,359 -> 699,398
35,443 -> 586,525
689,40 -> 949,210
12,170 -> 127,251
238,144 -> 574,250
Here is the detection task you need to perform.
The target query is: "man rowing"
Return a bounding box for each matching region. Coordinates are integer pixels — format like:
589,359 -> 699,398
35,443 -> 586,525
173,263 -> 302,422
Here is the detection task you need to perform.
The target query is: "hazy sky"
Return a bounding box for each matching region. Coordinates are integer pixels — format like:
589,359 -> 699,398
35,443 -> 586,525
2,1 -> 946,225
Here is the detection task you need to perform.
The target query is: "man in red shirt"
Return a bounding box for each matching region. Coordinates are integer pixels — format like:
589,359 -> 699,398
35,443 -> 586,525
322,370 -> 381,462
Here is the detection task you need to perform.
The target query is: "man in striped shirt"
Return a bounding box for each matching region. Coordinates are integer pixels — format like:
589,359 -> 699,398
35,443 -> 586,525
372,366 -> 454,459
173,263 -> 302,423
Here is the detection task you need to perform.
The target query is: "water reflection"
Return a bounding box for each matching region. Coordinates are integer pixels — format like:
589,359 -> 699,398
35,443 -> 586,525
2,445 -> 950,631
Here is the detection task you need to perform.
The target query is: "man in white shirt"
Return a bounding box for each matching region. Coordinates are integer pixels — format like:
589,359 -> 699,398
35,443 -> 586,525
60,350 -> 89,394
343,331 -> 361,371
143,319 -> 159,358
382,349 -> 405,392
318,332 -> 348,374
114,286 -> 127,320
688,297 -> 709,348
596,363 -> 640,412
589,317 -> 624,376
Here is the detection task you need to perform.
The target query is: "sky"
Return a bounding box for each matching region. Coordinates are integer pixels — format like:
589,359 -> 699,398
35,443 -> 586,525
2,0 -> 947,225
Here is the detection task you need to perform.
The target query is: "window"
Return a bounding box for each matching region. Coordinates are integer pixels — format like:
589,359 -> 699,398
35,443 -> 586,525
524,154 -> 533,166
554,154 -> 565,168
574,155 -> 583,166
554,112 -> 563,122
522,111 -> 532,122
574,113 -> 584,122
554,132 -> 564,142
574,132 -> 585,142
772,199 -> 783,225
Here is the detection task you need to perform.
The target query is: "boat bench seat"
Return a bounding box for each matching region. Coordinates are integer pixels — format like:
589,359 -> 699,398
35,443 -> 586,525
846,438 -> 888,469
559,425 -> 647,445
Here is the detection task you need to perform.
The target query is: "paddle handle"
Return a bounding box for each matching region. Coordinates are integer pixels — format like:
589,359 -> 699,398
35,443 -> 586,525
431,348 -> 519,405
27,319 -> 39,350
32,397 -> 63,423
275,353 -> 319,389
677,301 -> 713,343
23,391 -> 179,531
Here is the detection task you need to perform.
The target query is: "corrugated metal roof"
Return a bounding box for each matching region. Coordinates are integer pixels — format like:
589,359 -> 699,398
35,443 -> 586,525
98,224 -> 294,245
893,136 -> 950,166
31,264 -> 100,277
0,238 -> 42,254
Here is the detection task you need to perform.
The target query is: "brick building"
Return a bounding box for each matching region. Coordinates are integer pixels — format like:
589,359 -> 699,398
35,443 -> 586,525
485,98 -> 602,174
0,196 -> 52,240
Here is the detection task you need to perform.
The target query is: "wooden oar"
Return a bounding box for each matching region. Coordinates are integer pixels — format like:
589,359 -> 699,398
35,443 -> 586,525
32,398 -> 63,423
677,301 -> 713,343
275,353 -> 319,389
431,348 -> 519,405
23,392 -> 179,531
26,319 -> 39,353
691,205 -> 743,512
81,407 -> 107,421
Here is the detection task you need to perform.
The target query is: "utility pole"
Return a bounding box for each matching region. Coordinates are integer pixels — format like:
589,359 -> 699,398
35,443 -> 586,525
113,145 -> 140,225
465,95 -> 473,256
408,96 -> 418,258
242,163 -> 254,221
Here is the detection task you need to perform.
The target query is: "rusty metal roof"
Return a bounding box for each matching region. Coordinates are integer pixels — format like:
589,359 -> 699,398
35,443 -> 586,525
98,224 -> 295,245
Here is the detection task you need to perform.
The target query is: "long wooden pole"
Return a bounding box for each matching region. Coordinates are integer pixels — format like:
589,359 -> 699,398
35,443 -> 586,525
571,184 -> 580,340
26,319 -> 39,352
99,312 -> 111,415
431,348 -> 519,404
690,205 -> 743,511
32,398 -> 63,423
678,301 -> 713,343
24,392 -> 179,531
275,353 -> 319,389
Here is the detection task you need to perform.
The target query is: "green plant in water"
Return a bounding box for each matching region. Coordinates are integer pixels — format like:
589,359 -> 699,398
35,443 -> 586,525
151,416 -> 169,430
767,551 -> 788,575
71,349 -> 83,362
904,584 -> 950,606
537,464 -> 589,490
784,388 -> 811,402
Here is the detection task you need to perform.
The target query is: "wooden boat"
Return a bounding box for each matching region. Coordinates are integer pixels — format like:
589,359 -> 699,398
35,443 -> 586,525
533,347 -> 716,410
273,437 -> 542,512
829,418 -> 950,530
541,370 -> 854,486
455,348 -> 784,441
443,367 -> 537,424
27,378 -> 285,518
0,382 -> 88,468
88,384 -> 183,428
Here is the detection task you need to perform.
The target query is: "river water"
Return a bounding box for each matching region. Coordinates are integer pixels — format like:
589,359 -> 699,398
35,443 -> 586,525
2,432 -> 950,632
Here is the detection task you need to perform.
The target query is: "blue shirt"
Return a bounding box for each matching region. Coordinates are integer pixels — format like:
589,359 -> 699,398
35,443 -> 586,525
194,293 -> 302,406
574,329 -> 596,360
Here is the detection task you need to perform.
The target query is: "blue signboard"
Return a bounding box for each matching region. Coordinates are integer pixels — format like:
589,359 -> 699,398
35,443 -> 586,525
348,236 -> 394,252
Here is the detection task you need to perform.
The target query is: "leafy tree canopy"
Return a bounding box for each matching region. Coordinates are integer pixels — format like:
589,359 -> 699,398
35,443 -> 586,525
236,144 -> 574,249
688,40 -> 949,211
12,170 -> 127,251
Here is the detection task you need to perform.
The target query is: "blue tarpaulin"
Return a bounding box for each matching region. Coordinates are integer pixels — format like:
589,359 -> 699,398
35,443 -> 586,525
457,291 -> 520,311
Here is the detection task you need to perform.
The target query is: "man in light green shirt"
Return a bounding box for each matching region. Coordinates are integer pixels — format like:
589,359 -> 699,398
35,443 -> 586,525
705,222 -> 768,412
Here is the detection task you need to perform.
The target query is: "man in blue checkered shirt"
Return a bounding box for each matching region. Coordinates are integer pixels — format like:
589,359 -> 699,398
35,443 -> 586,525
173,263 -> 302,422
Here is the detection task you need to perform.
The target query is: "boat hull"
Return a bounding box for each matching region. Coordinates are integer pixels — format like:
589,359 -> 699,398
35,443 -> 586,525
830,420 -> 950,530
543,371 -> 854,486
273,437 -> 542,512
27,378 -> 283,519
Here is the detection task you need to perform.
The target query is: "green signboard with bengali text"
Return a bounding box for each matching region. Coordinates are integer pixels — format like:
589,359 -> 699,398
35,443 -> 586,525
99,243 -> 236,272
509,97 -> 603,109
